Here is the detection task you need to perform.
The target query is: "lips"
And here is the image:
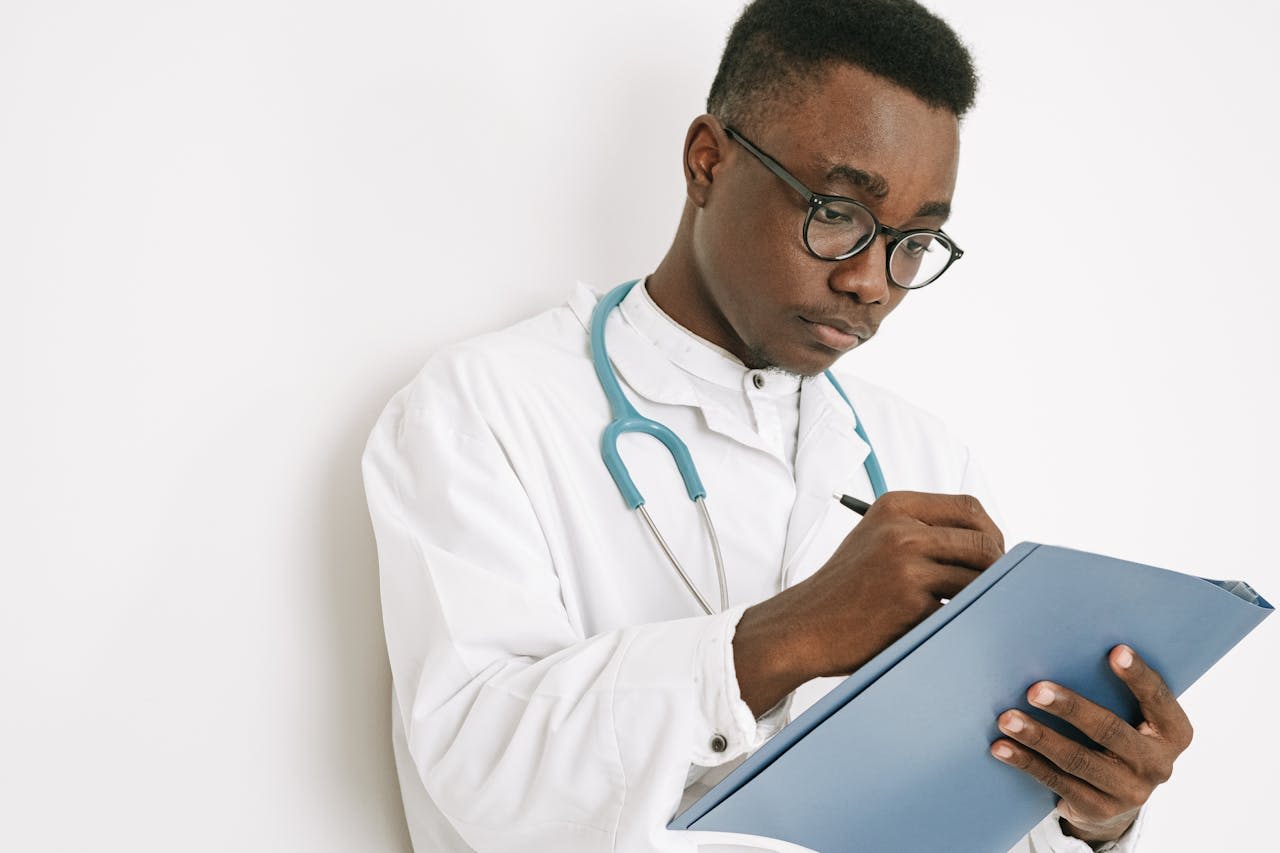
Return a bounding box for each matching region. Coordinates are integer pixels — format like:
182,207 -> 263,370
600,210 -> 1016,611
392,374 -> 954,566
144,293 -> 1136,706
801,316 -> 871,351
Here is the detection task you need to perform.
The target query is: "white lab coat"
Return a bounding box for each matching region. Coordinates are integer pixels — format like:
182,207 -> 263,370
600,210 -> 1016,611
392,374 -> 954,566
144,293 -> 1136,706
361,281 -> 1143,853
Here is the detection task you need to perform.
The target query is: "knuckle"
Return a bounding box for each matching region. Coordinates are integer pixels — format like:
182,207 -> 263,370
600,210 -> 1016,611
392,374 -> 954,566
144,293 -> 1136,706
1134,751 -> 1171,786
1138,673 -> 1172,705
884,524 -> 923,553
966,528 -> 998,562
1095,714 -> 1127,748
956,493 -> 984,518
1062,744 -> 1092,777
1041,767 -> 1066,793
876,491 -> 907,514
986,520 -> 1006,552
1121,782 -> 1151,809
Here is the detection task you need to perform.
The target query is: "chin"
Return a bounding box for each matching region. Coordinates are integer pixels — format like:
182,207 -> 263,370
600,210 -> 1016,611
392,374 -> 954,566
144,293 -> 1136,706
753,345 -> 839,378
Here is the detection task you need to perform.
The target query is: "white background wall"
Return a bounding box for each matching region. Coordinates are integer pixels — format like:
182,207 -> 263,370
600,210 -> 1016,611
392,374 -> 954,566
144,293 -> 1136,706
2,1 -> 1275,850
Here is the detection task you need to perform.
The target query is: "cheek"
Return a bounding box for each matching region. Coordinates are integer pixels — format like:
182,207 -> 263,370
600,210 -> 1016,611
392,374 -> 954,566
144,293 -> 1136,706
754,200 -> 809,267
737,214 -> 816,302
694,180 -> 834,350
704,175 -> 805,265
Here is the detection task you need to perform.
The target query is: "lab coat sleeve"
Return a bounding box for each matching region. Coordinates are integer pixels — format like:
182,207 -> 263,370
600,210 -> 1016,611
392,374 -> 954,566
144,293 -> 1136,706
1013,807 -> 1145,853
361,364 -> 774,853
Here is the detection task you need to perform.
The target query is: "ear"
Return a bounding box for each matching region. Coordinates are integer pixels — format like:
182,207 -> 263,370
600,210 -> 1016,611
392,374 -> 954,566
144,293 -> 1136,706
682,115 -> 729,208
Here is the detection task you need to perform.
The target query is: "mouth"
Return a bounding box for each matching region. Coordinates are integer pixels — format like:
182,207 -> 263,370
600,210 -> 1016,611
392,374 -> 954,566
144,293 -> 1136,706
800,316 -> 871,352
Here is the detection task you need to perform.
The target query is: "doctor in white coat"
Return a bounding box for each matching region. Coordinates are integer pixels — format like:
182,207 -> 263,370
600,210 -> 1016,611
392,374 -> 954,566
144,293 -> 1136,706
361,1 -> 1193,850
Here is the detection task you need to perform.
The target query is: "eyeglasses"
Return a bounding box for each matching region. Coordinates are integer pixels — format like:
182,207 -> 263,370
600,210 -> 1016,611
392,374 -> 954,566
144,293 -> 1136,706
723,126 -> 963,290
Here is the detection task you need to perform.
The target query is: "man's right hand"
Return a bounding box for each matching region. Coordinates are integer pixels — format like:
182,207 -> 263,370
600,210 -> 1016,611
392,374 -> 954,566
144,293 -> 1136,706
733,491 -> 1005,717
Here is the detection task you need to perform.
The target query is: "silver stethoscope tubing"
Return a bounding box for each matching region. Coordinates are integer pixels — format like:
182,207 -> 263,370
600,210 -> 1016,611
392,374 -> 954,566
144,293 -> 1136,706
590,280 -> 888,615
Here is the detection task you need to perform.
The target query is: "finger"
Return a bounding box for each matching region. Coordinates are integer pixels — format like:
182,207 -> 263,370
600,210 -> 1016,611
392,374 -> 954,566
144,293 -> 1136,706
1022,681 -> 1144,760
1110,645 -> 1195,750
996,709 -> 1129,797
872,491 -> 1005,551
917,525 -> 1005,571
913,560 -> 986,599
990,738 -> 1114,818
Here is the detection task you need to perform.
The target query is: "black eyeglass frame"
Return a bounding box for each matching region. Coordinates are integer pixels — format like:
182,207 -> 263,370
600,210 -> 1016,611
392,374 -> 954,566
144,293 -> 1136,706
723,125 -> 964,290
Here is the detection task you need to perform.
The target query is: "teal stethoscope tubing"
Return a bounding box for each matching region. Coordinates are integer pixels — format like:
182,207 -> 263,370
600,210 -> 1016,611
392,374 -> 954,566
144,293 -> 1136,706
590,279 -> 888,614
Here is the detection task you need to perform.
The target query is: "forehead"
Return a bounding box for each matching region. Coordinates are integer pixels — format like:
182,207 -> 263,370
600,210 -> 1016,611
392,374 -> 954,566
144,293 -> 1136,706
755,62 -> 960,207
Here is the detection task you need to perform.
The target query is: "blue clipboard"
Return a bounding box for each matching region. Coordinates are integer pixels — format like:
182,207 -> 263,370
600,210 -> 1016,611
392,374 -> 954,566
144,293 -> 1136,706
668,542 -> 1272,853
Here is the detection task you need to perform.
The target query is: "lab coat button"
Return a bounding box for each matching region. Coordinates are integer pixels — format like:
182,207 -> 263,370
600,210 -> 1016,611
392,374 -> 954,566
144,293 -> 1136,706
710,733 -> 728,753
751,373 -> 765,389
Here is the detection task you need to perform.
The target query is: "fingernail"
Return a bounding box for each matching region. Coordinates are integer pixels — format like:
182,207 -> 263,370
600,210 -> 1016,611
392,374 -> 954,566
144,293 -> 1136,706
1116,647 -> 1133,669
1002,714 -> 1024,734
993,743 -> 1014,759
1031,685 -> 1055,706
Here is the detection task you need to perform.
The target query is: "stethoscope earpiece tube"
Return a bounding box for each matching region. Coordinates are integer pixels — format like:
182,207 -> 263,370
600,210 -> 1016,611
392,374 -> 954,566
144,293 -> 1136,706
590,280 -> 886,614
824,368 -> 889,499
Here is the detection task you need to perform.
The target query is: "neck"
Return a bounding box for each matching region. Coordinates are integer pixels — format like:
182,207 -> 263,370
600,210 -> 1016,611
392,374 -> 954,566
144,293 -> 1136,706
646,206 -> 749,364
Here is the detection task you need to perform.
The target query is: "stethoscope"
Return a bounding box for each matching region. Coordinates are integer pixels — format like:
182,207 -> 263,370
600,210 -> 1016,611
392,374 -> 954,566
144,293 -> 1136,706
590,279 -> 888,615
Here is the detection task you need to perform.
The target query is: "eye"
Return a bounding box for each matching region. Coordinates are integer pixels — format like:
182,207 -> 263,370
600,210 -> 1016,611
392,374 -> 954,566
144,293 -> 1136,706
900,235 -> 935,258
815,205 -> 852,225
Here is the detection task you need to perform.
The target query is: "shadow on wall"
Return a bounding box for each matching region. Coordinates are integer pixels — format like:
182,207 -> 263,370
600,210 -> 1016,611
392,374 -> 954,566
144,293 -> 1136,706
317,369 -> 419,851
314,31 -> 715,848
570,54 -> 709,290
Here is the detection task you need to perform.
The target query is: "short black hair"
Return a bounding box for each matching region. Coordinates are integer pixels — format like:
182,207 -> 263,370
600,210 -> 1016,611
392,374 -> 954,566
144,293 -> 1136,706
707,0 -> 978,128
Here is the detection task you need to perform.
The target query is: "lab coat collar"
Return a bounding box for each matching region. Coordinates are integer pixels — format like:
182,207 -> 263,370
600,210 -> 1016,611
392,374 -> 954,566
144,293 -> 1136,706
568,281 -> 797,455
568,281 -> 699,408
567,280 -> 868,475
618,280 -> 802,396
782,371 -> 874,579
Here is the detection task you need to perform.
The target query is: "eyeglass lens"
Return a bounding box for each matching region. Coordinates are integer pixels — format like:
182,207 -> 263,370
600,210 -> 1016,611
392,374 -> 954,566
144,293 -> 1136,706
806,200 -> 954,288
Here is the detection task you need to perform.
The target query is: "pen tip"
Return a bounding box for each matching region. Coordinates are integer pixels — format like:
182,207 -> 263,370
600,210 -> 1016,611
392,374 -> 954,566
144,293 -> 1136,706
832,492 -> 843,501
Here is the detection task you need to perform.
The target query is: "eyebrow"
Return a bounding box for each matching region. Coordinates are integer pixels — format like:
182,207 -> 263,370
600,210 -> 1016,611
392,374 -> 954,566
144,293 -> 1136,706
914,200 -> 951,220
825,164 -> 890,199
823,163 -> 951,222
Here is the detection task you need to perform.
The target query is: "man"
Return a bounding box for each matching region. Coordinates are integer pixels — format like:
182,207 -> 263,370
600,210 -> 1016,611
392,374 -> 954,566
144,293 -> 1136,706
362,1 -> 1192,850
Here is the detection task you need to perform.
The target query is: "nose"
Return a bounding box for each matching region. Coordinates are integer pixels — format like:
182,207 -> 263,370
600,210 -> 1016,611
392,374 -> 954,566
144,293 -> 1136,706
827,236 -> 892,304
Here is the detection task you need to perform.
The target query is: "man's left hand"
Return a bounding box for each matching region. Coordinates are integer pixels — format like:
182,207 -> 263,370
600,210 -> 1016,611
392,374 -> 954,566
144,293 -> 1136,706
990,644 -> 1194,843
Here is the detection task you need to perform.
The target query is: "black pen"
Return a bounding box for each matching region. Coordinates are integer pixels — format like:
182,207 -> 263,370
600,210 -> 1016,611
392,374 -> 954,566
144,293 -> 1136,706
832,492 -> 872,515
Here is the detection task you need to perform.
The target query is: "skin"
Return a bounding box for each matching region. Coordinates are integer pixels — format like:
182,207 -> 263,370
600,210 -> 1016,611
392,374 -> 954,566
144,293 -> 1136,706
649,62 -> 953,377
646,63 -> 1193,845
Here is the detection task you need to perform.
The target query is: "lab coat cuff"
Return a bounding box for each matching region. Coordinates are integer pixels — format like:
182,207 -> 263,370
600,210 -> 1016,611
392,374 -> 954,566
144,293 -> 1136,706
1025,803 -> 1146,853
690,604 -> 791,767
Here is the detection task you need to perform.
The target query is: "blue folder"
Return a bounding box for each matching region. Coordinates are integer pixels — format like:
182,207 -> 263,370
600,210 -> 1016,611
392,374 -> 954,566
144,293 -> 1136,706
668,542 -> 1273,852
